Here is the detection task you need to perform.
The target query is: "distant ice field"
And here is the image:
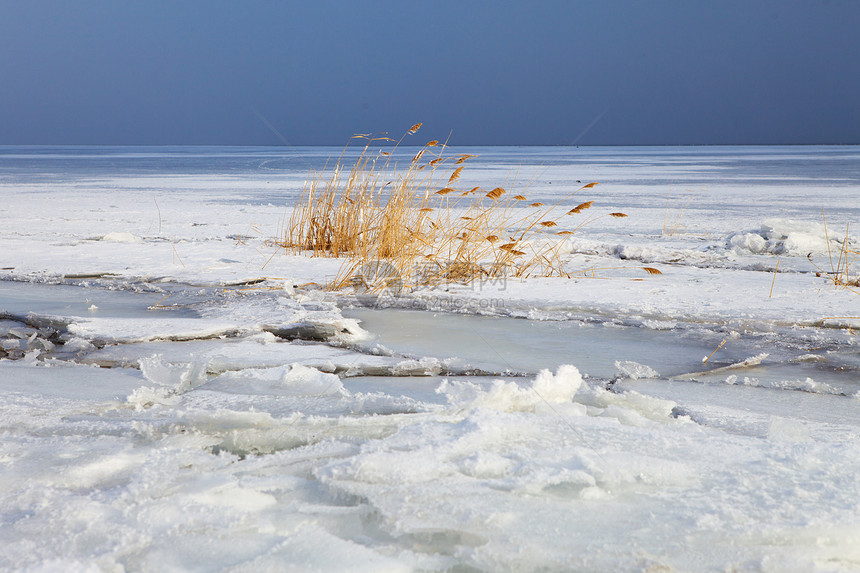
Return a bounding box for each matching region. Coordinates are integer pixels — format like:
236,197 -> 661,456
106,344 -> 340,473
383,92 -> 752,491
1,145 -> 859,572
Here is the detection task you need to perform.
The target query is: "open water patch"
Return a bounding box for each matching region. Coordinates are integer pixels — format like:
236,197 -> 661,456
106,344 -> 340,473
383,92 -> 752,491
0,280 -> 200,320
344,307 -> 860,395
346,308 -> 729,378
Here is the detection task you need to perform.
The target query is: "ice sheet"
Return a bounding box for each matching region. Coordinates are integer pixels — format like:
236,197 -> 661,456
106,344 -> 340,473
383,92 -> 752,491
1,145 -> 859,571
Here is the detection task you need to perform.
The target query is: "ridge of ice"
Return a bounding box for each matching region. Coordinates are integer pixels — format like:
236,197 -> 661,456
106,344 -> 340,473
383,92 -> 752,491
99,231 -> 142,243
437,364 -> 583,413
614,360 -> 660,380
727,217 -> 856,256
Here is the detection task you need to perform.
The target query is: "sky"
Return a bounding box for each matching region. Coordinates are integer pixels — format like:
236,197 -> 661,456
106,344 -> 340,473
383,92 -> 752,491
1,0 -> 858,146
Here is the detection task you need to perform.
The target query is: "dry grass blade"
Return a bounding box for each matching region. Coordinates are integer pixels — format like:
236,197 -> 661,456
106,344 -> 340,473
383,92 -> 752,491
769,257 -> 780,298
702,339 -> 726,364
809,215 -> 859,292
662,191 -> 696,237
823,209 -> 833,272
819,316 -> 860,326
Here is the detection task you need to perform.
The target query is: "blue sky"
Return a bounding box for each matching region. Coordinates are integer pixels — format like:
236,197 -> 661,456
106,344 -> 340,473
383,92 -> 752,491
1,0 -> 858,145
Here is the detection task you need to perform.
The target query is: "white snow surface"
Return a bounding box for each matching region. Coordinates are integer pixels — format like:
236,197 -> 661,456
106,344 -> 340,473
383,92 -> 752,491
1,145 -> 859,572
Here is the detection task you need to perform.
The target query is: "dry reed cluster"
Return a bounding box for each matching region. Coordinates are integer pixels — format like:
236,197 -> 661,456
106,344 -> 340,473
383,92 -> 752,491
281,124 -> 643,293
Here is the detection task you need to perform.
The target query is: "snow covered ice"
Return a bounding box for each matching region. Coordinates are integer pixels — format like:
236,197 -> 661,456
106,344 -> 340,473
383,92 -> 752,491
1,145 -> 859,571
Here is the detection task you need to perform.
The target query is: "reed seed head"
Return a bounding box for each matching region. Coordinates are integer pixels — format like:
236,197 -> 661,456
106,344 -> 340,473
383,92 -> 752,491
486,188 -> 505,200
448,167 -> 465,184
568,201 -> 594,214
